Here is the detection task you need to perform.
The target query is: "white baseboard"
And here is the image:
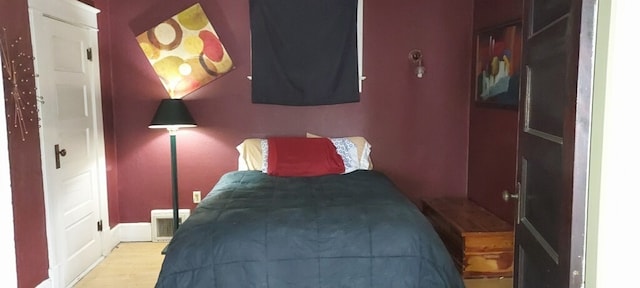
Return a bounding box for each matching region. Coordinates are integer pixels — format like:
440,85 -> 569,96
35,224 -> 147,288
36,278 -> 52,288
106,224 -> 121,252
118,222 -> 152,242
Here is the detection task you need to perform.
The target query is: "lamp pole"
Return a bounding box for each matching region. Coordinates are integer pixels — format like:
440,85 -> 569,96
169,128 -> 179,234
149,98 -> 196,254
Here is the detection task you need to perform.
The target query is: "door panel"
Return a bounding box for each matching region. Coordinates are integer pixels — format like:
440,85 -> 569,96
517,8 -> 570,286
57,85 -> 89,120
525,17 -> 568,138
59,129 -> 91,167
50,19 -> 102,286
32,13 -> 103,287
52,36 -> 85,73
519,246 -> 556,286
521,155 -> 562,252
531,0 -> 570,32
516,0 -> 596,287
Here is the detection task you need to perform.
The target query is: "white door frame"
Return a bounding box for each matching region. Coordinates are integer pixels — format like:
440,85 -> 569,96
586,0 -> 640,287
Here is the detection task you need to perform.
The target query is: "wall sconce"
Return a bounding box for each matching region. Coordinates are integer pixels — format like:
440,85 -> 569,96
408,49 -> 425,78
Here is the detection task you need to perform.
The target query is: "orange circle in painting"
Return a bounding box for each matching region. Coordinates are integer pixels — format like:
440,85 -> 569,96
174,77 -> 200,96
199,30 -> 223,62
148,18 -> 183,51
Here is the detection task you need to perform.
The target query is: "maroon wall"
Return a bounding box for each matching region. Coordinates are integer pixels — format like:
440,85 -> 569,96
94,0 -> 121,228
97,0 -> 474,223
467,0 -> 523,223
1,0 -> 50,287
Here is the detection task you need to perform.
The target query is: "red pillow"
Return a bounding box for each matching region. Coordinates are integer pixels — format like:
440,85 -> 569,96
267,137 -> 345,176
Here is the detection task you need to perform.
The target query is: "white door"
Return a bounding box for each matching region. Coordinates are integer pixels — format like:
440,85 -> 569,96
31,14 -> 104,288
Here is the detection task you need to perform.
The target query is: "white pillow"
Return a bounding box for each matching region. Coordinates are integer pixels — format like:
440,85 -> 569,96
260,139 -> 268,173
307,133 -> 373,170
235,139 -> 264,171
329,138 -> 360,174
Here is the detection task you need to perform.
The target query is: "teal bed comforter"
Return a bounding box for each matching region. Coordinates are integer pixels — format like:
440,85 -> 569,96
156,170 -> 463,288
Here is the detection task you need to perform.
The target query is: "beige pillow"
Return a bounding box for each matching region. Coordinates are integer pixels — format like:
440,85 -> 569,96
306,133 -> 373,170
236,138 -> 263,170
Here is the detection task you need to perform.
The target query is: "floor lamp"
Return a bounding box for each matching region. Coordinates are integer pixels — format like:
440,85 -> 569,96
149,99 -> 196,250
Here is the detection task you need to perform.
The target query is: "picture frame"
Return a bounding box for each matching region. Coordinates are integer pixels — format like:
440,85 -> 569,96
136,3 -> 234,99
473,21 -> 522,109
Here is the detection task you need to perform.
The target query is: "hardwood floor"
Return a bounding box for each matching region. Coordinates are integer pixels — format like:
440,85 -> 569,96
465,277 -> 513,288
74,242 -> 166,288
74,242 -> 512,287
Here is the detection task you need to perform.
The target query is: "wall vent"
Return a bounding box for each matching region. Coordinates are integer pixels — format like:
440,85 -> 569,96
151,209 -> 190,242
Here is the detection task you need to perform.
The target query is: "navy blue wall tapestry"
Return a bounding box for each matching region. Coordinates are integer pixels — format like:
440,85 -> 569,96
249,0 -> 359,106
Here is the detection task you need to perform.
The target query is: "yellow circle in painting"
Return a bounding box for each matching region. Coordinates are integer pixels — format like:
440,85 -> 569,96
153,56 -> 184,81
139,42 -> 160,60
185,57 -> 211,82
177,4 -> 209,31
183,35 -> 204,55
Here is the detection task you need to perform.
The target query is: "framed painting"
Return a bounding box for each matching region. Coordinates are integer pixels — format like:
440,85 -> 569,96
136,3 -> 234,98
473,21 -> 522,109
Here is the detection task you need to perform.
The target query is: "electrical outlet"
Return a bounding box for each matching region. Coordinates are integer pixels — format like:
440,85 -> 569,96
192,191 -> 201,203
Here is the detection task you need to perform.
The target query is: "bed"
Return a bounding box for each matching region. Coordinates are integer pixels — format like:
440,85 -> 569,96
155,137 -> 464,287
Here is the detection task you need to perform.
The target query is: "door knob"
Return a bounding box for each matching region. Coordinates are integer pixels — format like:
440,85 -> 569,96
55,144 -> 67,169
502,190 -> 519,202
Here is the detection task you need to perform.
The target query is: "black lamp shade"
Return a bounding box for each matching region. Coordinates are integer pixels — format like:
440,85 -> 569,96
149,99 -> 197,129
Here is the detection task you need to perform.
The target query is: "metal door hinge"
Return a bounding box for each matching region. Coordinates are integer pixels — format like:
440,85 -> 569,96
97,220 -> 103,232
87,48 -> 93,61
516,181 -> 522,224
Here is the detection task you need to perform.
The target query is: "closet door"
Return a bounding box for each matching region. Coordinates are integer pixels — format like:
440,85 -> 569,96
30,9 -> 106,287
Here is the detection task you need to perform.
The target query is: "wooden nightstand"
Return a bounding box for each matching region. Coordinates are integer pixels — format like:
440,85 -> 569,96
422,197 -> 514,279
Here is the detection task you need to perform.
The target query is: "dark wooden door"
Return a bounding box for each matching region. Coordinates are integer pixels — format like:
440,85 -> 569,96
514,0 -> 597,287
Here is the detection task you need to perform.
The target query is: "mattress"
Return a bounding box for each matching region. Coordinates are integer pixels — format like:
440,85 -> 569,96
155,170 -> 464,287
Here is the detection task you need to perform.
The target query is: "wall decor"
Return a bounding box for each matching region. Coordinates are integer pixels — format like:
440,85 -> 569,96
136,3 -> 233,98
473,21 -> 522,109
1,27 -> 39,141
249,0 -> 359,106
